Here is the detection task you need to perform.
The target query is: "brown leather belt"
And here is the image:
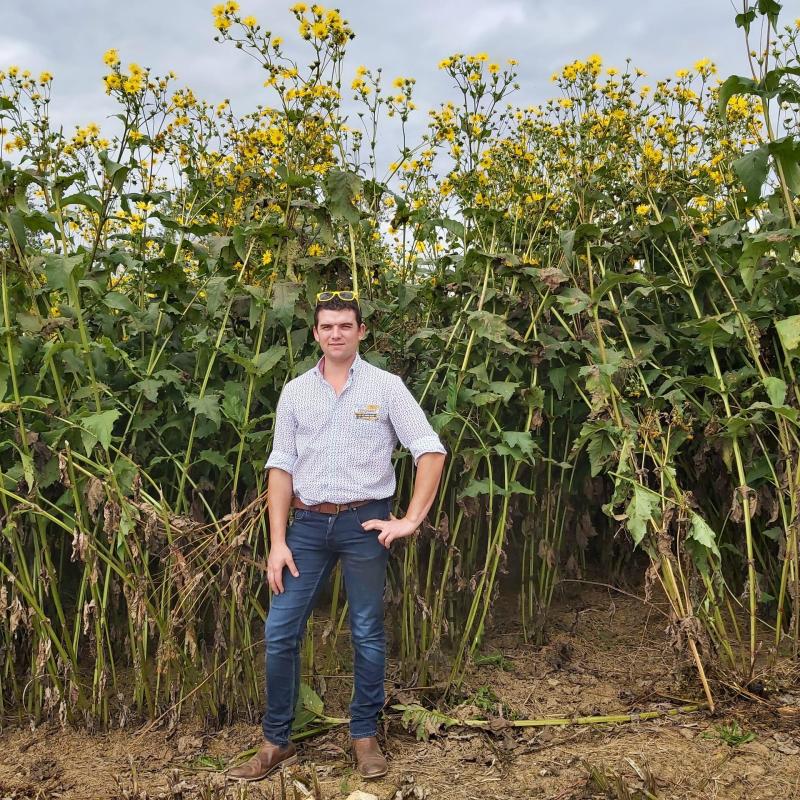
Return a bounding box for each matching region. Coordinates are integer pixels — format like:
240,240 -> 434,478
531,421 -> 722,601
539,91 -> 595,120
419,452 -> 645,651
291,497 -> 373,515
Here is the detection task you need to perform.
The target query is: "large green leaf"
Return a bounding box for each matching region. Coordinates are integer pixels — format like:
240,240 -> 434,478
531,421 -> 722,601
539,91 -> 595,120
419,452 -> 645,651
718,74 -> 760,117
466,310 -> 522,347
186,393 -> 222,427
776,314 -> 800,353
689,512 -> 720,557
103,291 -> 139,315
763,376 -> 787,407
323,168 -> 362,225
252,345 -> 287,376
732,144 -> 769,203
272,281 -> 302,328
82,409 -> 121,453
44,253 -> 85,290
99,150 -> 129,194
625,484 -> 660,546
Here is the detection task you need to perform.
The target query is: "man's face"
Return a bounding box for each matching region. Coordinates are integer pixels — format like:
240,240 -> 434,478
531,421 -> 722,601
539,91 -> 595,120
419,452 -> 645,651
313,308 -> 366,363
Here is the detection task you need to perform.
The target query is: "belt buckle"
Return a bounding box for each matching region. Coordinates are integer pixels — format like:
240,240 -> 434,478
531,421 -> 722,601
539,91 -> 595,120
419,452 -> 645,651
334,503 -> 342,515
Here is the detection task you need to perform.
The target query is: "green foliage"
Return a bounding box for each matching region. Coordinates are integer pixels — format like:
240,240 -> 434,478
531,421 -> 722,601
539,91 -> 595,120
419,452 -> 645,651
703,721 -> 757,747
0,0 -> 799,729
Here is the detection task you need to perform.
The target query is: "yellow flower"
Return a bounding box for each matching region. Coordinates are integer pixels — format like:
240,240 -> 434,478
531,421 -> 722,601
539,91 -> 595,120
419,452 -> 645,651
307,243 -> 323,257
488,63 -> 500,75
290,2 -> 307,12
392,77 -> 404,88
675,68 -> 689,79
38,71 -> 53,83
261,250 -> 273,266
635,204 -> 651,216
104,73 -> 122,91
225,1 -> 239,12
103,48 -> 120,67
243,15 -> 257,26
311,20 -> 328,37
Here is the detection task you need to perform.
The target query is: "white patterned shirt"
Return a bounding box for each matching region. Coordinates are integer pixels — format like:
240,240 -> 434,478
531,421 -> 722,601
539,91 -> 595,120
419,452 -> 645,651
265,352 -> 446,505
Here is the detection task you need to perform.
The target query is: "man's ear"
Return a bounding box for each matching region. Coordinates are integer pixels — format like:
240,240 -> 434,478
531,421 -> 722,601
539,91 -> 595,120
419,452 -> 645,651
358,323 -> 367,341
312,326 -> 320,343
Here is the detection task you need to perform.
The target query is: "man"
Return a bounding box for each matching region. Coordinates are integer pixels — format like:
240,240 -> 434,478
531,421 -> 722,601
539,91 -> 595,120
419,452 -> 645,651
228,290 -> 446,782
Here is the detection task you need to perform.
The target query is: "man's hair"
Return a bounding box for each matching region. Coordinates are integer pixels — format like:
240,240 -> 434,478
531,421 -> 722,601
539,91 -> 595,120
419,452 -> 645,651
313,295 -> 363,328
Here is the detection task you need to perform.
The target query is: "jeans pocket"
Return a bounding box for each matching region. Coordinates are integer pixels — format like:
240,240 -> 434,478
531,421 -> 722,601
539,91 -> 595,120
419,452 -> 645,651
293,509 -> 309,522
355,499 -> 391,528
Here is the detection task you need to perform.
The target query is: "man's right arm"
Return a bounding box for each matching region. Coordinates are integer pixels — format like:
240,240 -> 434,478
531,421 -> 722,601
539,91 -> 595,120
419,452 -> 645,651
266,468 -> 298,593
265,386 -> 300,593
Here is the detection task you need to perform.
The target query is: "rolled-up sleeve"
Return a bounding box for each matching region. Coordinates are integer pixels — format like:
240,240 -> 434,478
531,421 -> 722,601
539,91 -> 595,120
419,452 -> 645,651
388,376 -> 447,464
265,386 -> 298,473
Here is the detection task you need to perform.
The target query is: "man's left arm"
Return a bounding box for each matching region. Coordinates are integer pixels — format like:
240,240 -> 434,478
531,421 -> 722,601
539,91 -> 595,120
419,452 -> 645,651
361,376 -> 447,548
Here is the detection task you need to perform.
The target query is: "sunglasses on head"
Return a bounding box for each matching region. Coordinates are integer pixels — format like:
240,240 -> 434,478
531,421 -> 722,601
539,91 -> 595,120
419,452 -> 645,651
316,290 -> 359,303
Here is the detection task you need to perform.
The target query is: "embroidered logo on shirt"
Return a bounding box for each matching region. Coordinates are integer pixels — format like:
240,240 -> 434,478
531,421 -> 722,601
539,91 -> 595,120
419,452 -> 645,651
355,403 -> 380,421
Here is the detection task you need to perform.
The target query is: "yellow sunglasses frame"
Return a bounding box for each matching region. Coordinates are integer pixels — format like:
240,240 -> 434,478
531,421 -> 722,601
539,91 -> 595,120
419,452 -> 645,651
316,290 -> 359,303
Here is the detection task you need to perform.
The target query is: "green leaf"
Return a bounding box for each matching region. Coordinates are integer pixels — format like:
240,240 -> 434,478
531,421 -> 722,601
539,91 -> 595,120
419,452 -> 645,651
487,381 -> 518,403
718,75 -> 760,117
197,449 -> 228,470
556,287 -> 591,315
205,275 -> 230,317
0,97 -> 15,111
768,136 -> 800,195
103,291 -> 139,315
732,145 -> 770,203
625,484 -> 660,546
460,478 -> 503,498
58,192 -> 102,215
98,150 -> 129,194
757,0 -> 782,27
763,376 -> 787,407
130,378 -> 163,403
251,346 -> 287,377
3,210 -> 27,250
16,312 -> 44,333
44,253 -> 85,290
689,512 -> 720,557
275,163 -> 315,188
776,314 -> 800,353
186,393 -> 222,427
82,409 -> 121,452
422,216 -> 465,240
292,682 -> 325,731
323,168 -> 362,225
499,430 -> 536,461
272,281 -> 302,328
466,310 -> 521,347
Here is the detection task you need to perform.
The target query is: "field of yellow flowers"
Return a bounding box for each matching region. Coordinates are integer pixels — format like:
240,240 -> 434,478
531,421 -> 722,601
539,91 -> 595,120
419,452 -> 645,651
1,0 -> 800,766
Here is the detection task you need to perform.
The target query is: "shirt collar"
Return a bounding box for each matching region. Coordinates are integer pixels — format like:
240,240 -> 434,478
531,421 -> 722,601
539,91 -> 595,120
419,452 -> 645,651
314,351 -> 363,384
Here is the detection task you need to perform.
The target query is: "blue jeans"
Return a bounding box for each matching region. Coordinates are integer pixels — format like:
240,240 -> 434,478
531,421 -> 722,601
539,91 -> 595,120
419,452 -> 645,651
262,497 -> 391,745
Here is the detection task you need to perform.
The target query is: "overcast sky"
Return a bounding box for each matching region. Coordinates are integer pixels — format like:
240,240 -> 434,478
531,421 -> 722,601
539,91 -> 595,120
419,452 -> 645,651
3,1 -> 753,164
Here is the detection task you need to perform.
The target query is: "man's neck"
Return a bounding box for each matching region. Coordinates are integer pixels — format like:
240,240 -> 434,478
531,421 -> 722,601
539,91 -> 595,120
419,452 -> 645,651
321,352 -> 357,385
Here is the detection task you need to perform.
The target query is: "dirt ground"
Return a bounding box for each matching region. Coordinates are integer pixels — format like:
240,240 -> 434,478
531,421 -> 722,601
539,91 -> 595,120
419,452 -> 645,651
2,584 -> 800,800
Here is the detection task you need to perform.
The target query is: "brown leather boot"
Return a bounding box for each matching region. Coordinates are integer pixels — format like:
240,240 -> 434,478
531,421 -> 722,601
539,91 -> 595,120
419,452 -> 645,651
227,740 -> 297,781
352,736 -> 388,779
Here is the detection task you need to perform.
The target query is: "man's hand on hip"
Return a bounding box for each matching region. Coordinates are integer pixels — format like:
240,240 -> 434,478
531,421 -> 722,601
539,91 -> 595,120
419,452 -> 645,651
361,513 -> 419,548
267,543 -> 299,594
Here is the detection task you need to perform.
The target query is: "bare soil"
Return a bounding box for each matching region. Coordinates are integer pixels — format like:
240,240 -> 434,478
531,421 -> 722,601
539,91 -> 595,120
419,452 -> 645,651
2,584 -> 799,800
